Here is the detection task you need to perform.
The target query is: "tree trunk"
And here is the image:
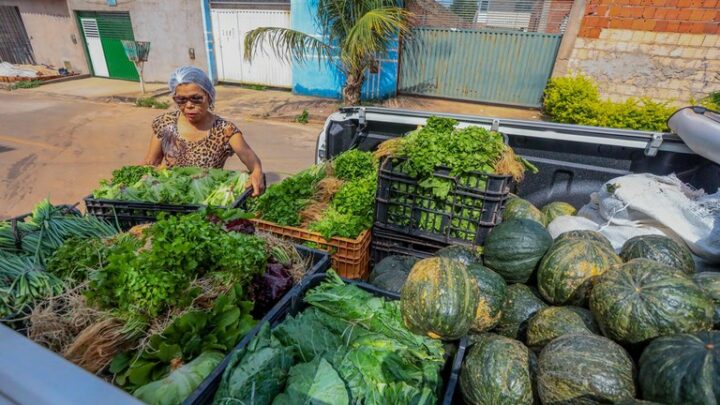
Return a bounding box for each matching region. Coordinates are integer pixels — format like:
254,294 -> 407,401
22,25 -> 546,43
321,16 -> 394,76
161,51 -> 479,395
342,70 -> 364,106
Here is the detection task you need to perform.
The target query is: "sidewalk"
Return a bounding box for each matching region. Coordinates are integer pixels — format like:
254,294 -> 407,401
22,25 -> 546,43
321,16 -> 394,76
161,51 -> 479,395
15,77 -> 544,123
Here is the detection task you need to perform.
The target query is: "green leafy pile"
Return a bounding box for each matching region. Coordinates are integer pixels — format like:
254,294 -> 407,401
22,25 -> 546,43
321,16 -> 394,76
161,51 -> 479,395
251,150 -> 378,240
544,74 -> 674,132
249,166 -> 326,226
85,212 -> 267,320
111,284 -> 256,393
0,200 -> 118,318
213,271 -> 446,405
93,166 -> 250,206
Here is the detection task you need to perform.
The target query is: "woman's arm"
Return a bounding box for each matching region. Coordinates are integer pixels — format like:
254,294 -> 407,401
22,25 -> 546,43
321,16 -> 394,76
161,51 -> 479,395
228,131 -> 264,196
143,133 -> 164,166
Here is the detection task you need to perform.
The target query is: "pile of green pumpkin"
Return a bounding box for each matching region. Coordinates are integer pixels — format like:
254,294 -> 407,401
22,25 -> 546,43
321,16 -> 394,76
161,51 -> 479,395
369,197 -> 720,405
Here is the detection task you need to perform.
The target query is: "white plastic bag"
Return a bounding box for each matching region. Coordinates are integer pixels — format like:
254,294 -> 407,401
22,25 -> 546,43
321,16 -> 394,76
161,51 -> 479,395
592,174 -> 720,262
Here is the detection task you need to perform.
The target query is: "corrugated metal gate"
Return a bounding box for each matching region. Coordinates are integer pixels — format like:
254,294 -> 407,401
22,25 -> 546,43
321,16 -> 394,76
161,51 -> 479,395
0,6 -> 35,65
400,0 -> 570,107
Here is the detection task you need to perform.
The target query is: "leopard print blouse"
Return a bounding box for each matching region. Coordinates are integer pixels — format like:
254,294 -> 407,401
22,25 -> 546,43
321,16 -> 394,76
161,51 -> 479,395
152,111 -> 240,169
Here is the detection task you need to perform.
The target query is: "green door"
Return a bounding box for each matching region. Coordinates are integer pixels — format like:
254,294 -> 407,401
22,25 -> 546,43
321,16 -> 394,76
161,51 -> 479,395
77,11 -> 138,81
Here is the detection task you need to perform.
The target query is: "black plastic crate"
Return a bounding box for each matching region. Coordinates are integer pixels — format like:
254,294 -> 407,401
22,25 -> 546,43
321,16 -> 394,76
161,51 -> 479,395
84,189 -> 253,231
371,225 -> 446,266
185,272 -> 468,405
375,157 -> 512,246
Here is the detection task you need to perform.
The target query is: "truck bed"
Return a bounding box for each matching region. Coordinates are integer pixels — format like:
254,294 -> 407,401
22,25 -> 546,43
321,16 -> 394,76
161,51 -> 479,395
316,107 -> 720,208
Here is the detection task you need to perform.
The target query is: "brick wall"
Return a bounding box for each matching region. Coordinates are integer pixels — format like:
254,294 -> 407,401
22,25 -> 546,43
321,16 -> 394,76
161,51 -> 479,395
565,0 -> 720,104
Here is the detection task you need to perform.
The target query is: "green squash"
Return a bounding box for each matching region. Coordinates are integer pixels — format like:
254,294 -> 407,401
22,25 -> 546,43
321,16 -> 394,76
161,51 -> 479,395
554,229 -> 613,250
502,198 -> 547,226
495,284 -> 548,341
620,235 -> 695,274
436,244 -> 483,266
467,264 -> 507,333
590,258 -> 714,344
460,334 -> 535,405
693,271 -> 720,327
537,334 -> 636,405
615,400 -> 663,405
400,257 -> 479,340
483,219 -> 553,283
541,201 -> 577,224
134,351 -> 224,405
526,306 -> 599,351
639,331 -> 719,405
369,255 -> 419,293
537,239 -> 622,306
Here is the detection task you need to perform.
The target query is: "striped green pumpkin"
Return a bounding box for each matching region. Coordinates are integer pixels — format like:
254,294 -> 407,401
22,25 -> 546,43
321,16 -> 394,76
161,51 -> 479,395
554,230 -> 613,250
495,284 -> 547,341
639,331 -> 720,405
460,334 -> 535,405
541,201 -> 576,224
693,271 -> 720,328
467,264 -> 507,333
620,235 -> 695,275
590,258 -> 714,344
502,198 -> 546,226
537,333 -> 636,405
537,239 -> 622,306
483,219 -> 553,284
526,306 -> 599,351
400,257 -> 479,340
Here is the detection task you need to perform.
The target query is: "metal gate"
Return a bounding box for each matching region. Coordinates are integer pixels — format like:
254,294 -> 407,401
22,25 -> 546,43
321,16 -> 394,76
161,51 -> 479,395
77,11 -> 138,81
0,6 -> 35,65
211,8 -> 292,87
400,0 -> 570,107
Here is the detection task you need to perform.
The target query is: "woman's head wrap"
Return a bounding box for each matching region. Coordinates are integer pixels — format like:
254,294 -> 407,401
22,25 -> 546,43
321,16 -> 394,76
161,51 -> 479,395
168,66 -> 215,106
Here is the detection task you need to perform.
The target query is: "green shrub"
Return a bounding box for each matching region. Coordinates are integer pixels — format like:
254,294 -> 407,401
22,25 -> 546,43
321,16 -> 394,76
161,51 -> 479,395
9,80 -> 41,90
135,97 -> 170,109
544,74 -> 674,132
700,91 -> 720,111
296,109 -> 309,124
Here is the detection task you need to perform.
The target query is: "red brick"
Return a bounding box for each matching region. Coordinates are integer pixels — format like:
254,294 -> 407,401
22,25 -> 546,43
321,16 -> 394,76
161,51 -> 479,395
667,21 -> 681,30
678,8 -> 693,19
678,21 -> 694,31
690,22 -> 705,32
657,20 -> 672,30
598,16 -> 610,27
702,10 -> 717,21
691,0 -> 705,6
690,9 -> 706,20
703,0 -> 717,6
609,5 -> 623,16
630,0 -> 642,5
609,19 -> 624,28
677,0 -> 692,7
665,9 -> 680,19
596,5 -> 609,15
619,18 -> 635,28
632,19 -> 645,29
665,0 -> 678,6
632,6 -> 645,16
644,19 -> 657,29
654,8 -> 668,19
704,22 -> 719,32
653,0 -> 666,5
716,12 -> 720,21
643,7 -> 657,18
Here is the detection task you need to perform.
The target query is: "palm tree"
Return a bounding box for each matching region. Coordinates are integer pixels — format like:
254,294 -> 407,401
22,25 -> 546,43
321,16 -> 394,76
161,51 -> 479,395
244,0 -> 413,105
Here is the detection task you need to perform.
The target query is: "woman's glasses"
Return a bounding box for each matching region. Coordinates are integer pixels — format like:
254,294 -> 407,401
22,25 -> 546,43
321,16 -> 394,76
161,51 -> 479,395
173,95 -> 205,105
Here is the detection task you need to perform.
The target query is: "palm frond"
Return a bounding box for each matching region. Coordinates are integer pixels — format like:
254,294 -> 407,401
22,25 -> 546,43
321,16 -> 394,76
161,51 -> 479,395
244,27 -> 332,64
343,7 -> 413,60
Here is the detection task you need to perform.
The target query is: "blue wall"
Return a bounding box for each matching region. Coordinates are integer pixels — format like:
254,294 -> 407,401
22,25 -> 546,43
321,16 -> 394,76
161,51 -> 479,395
290,0 -> 399,101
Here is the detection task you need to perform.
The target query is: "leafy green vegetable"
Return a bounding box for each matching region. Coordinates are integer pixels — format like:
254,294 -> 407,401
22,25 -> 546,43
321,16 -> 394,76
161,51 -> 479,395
113,284 -> 256,390
45,236 -> 109,284
213,271 -> 446,405
214,323 -> 296,405
86,212 -> 266,319
332,149 -> 377,182
133,351 -> 224,405
250,166 -> 326,226
92,167 -> 249,206
272,357 -> 349,405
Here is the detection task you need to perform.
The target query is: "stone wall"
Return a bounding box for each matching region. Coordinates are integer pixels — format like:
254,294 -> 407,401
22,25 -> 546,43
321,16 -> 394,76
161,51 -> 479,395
564,0 -> 720,104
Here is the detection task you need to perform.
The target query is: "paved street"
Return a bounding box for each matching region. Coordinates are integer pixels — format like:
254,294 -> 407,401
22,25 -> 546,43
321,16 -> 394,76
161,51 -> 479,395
0,91 -> 321,219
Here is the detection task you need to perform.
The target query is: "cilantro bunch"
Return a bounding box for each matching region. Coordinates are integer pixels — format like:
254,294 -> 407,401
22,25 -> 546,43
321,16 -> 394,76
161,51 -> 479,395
248,166 -> 326,226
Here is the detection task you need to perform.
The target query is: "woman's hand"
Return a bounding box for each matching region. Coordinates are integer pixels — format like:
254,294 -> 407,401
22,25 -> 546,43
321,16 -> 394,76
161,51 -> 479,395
250,169 -> 265,196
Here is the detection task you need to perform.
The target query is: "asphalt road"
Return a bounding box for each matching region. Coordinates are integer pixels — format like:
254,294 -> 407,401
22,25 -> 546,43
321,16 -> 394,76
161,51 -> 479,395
0,91 -> 321,219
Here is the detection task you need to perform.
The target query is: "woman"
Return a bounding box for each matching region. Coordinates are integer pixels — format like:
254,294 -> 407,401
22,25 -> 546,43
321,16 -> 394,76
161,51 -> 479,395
144,66 -> 265,196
